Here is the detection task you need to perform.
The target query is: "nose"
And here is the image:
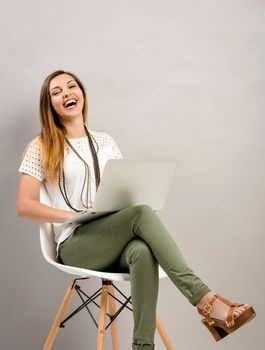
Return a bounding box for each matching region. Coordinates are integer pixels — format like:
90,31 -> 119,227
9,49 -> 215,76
62,88 -> 72,98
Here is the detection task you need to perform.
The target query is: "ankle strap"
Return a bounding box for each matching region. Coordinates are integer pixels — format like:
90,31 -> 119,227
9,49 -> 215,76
197,294 -> 217,326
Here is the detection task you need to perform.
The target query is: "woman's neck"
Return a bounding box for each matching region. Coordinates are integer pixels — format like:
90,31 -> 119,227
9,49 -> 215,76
64,120 -> 87,139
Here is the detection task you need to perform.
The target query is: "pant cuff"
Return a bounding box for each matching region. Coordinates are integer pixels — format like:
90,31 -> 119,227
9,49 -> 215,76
132,344 -> 154,350
189,286 -> 211,306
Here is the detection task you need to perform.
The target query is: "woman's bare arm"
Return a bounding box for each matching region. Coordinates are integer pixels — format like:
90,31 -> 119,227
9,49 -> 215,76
16,173 -> 76,223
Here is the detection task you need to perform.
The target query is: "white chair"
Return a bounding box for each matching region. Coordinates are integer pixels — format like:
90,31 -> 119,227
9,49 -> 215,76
39,188 -> 174,350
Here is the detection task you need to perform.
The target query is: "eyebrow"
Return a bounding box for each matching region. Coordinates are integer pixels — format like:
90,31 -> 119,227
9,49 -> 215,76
50,80 -> 76,91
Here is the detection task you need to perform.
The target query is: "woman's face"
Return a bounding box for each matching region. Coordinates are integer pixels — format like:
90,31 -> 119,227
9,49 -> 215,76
49,73 -> 84,122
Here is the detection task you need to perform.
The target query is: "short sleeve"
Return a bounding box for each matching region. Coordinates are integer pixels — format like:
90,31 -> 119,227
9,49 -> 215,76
105,133 -> 123,159
19,137 -> 46,182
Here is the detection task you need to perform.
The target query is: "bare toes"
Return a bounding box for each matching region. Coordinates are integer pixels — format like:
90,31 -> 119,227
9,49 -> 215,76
234,304 -> 249,317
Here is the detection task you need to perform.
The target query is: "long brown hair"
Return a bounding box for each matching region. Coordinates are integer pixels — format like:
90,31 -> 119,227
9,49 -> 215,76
39,70 -> 88,183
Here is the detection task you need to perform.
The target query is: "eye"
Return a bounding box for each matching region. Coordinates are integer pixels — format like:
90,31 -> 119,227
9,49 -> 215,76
68,84 -> 77,89
52,90 -> 61,96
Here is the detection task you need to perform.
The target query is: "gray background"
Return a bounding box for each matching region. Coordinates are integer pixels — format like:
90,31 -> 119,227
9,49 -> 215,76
1,0 -> 264,349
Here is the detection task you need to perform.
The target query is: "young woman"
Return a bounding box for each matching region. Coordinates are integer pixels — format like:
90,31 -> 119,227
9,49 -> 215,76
16,70 -> 256,350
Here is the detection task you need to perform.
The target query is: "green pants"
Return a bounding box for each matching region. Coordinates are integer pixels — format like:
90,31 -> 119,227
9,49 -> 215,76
59,205 -> 210,350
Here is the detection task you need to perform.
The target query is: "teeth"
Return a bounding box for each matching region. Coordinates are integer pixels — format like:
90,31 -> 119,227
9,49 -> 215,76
64,99 -> 77,107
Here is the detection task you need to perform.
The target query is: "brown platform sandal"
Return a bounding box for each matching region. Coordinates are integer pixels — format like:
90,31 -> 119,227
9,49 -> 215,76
197,294 -> 256,341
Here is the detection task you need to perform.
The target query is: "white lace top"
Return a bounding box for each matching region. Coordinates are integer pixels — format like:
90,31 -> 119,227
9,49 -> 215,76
19,130 -> 123,249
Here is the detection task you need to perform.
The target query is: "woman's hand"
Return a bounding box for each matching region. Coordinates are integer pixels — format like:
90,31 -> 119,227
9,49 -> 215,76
62,210 -> 80,223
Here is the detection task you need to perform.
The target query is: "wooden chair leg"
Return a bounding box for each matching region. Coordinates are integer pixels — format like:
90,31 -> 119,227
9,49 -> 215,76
108,284 -> 119,350
43,280 -> 77,350
156,314 -> 174,350
96,283 -> 108,350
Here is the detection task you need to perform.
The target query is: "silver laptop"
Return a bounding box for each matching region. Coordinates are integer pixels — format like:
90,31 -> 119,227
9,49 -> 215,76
66,159 -> 178,224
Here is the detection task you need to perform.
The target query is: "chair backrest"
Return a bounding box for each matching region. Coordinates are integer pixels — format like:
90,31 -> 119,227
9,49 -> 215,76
39,184 -> 132,281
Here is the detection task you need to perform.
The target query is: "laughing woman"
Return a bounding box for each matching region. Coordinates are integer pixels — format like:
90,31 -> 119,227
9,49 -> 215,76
16,70 -> 256,350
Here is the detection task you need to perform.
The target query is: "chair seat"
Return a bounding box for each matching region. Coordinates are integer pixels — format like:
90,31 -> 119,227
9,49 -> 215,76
48,259 -> 132,281
48,259 -> 167,281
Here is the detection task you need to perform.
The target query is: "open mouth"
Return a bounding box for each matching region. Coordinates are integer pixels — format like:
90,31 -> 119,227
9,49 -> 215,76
64,99 -> 77,109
